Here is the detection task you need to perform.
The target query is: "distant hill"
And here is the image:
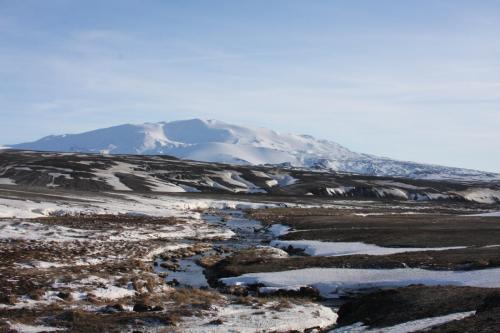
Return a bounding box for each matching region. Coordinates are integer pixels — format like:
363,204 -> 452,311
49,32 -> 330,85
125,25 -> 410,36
10,118 -> 500,182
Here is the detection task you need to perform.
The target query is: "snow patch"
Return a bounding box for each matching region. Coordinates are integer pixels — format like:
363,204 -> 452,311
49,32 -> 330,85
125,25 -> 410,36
210,170 -> 266,193
455,188 -> 500,204
268,224 -> 291,236
180,301 -> 337,332
469,211 -> 500,217
221,267 -> 500,299
0,177 -> 16,185
7,322 -> 64,333
90,285 -> 135,300
330,311 -> 475,333
271,240 -> 466,257
326,186 -> 355,196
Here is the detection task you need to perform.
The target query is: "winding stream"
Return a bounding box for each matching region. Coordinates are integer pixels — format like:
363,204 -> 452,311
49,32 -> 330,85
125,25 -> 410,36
153,209 -> 273,288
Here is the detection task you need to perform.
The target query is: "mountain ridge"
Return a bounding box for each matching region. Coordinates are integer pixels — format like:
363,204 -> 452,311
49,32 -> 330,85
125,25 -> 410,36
9,118 -> 500,182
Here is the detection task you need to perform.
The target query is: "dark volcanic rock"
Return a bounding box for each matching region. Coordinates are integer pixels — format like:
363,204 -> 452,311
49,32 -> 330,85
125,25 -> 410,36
133,302 -> 163,312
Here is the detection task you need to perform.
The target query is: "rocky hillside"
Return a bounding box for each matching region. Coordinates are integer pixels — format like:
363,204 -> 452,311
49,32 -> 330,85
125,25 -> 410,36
1,150 -> 499,205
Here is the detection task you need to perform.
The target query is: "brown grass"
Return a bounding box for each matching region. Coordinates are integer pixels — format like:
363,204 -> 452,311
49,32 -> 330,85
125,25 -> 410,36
169,288 -> 224,311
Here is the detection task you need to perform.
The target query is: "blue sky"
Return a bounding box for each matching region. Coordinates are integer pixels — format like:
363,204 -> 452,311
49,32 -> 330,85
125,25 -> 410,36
1,0 -> 499,172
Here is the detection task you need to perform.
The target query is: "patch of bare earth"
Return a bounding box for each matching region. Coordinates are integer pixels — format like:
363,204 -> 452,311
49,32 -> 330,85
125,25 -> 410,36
335,285 -> 500,332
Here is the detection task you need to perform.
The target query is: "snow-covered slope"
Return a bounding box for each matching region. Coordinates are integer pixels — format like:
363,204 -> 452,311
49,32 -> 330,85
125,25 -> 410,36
10,119 -> 500,181
1,150 -> 499,204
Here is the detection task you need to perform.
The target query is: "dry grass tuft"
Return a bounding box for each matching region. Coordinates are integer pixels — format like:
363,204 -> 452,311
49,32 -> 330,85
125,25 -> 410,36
169,288 -> 225,311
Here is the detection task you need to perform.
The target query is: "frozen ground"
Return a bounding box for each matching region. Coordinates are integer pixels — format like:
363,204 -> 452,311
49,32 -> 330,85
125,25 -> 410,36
0,190 -> 341,332
1,153 -> 499,332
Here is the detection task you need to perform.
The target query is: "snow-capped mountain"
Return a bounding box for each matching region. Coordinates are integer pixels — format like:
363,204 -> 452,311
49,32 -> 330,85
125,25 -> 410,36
9,119 -> 500,182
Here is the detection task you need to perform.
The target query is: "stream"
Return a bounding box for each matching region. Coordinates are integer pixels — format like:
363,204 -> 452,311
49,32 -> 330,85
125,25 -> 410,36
151,207 -> 347,320
153,209 -> 273,288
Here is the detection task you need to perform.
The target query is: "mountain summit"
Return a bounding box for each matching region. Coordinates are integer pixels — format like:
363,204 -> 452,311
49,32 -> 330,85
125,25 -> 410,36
10,119 -> 499,181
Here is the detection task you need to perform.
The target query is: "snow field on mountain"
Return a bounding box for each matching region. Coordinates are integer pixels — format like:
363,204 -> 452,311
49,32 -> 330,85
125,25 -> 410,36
11,118 -> 500,181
